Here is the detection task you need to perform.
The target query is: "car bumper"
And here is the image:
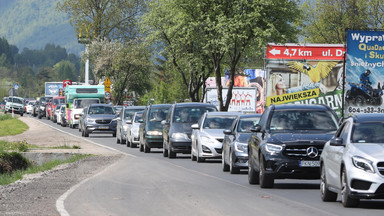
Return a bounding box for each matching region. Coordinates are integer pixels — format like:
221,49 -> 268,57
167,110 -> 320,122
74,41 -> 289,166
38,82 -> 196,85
145,135 -> 163,148
170,139 -> 192,154
86,125 -> 117,134
198,142 -> 222,159
263,155 -> 320,179
232,151 -> 249,168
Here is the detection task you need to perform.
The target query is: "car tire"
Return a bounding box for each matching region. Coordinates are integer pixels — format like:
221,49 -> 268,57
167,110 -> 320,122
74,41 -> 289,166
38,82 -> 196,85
354,95 -> 365,106
163,143 -> 168,157
84,130 -> 89,137
320,165 -> 337,202
221,150 -> 229,172
229,153 -> 240,174
112,132 -> 116,137
259,155 -> 274,188
341,168 -> 359,207
81,129 -> 84,137
248,159 -> 259,184
191,148 -> 197,161
196,147 -> 205,163
116,136 -> 121,144
126,139 -> 131,147
144,144 -> 150,153
139,143 -> 144,152
168,144 -> 176,158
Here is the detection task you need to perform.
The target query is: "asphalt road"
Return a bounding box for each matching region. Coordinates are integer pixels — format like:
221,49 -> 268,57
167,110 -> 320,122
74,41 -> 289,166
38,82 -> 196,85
38,117 -> 384,216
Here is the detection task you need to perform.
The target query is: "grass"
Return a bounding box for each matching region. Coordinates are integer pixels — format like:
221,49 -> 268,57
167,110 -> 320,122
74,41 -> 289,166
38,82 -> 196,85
0,114 -> 29,136
0,154 -> 92,185
0,140 -> 34,152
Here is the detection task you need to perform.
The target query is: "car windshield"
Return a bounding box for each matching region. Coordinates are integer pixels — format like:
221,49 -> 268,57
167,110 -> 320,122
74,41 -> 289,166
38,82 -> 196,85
54,98 -> 65,105
60,106 -> 65,112
203,116 -> 237,130
269,110 -> 338,131
149,107 -> 169,122
88,106 -> 115,115
134,113 -> 143,123
11,98 -> 23,104
352,122 -> 384,143
124,109 -> 145,120
237,117 -> 260,133
173,106 -> 217,123
74,99 -> 99,108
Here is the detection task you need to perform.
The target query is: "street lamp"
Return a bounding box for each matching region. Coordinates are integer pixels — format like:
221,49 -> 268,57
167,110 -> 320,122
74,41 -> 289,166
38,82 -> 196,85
78,24 -> 91,85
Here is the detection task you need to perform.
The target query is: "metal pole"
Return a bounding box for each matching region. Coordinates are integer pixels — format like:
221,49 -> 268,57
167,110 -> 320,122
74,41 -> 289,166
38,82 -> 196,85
85,45 -> 89,85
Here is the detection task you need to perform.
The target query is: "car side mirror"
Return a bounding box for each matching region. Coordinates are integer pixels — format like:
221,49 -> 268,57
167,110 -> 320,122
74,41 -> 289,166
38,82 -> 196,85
191,123 -> 199,129
251,125 -> 261,133
223,129 -> 232,135
330,137 -> 344,146
126,120 -> 132,124
161,120 -> 169,125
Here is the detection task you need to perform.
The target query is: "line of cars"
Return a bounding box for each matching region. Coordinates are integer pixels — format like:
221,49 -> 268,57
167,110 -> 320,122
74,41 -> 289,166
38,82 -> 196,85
33,99 -> 384,208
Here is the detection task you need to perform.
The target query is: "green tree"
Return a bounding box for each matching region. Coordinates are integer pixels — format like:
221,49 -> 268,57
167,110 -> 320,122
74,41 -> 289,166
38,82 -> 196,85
143,0 -> 300,110
300,0 -> 374,43
57,0 -> 146,40
53,60 -> 77,81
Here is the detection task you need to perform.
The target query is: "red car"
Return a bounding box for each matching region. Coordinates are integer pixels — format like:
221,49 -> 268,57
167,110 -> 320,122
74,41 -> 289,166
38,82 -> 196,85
49,96 -> 65,122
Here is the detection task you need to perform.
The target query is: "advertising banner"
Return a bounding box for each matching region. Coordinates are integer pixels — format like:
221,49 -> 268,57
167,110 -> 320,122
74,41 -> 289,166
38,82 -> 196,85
266,44 -> 345,116
45,82 -> 63,97
205,87 -> 258,112
344,30 -> 384,116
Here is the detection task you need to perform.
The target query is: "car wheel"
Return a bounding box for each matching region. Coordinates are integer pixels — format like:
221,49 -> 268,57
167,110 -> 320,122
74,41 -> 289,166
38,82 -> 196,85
248,158 -> 259,184
196,147 -> 205,163
354,95 -> 365,106
341,168 -> 359,207
20,112 -> 23,116
229,152 -> 240,174
112,132 -> 116,137
168,143 -> 176,158
38,114 -> 42,119
320,165 -> 337,202
116,136 -> 121,144
84,130 -> 89,137
139,143 -> 144,152
126,138 -> 131,147
191,147 -> 197,161
144,144 -> 150,153
221,150 -> 229,172
163,142 -> 168,157
259,155 -> 274,188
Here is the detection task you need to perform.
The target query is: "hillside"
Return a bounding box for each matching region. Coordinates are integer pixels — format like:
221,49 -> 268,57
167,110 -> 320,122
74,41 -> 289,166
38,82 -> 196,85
0,0 -> 83,55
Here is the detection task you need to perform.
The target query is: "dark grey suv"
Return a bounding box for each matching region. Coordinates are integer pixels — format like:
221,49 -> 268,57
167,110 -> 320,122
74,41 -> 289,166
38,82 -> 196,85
248,104 -> 339,188
162,102 -> 217,158
80,104 -> 117,137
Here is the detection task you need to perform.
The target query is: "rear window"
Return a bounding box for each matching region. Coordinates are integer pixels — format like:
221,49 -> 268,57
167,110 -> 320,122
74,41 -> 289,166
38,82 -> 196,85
149,107 -> 169,122
173,106 -> 217,123
54,98 -> 65,105
125,109 -> 145,120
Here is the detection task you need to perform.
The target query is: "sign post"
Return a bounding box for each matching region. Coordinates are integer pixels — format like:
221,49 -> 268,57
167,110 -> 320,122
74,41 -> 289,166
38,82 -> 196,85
104,77 -> 112,102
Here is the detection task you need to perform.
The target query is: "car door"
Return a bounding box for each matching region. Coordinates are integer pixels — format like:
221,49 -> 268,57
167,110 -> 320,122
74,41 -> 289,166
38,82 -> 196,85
116,110 -> 123,139
325,121 -> 350,187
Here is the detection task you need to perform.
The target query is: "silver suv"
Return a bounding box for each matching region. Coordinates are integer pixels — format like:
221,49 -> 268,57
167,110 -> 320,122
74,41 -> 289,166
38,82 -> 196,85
320,113 -> 384,207
5,96 -> 25,116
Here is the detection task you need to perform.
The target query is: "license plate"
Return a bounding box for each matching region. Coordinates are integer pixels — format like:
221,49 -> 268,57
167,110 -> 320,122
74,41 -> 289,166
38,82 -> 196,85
99,126 -> 109,129
299,161 -> 320,167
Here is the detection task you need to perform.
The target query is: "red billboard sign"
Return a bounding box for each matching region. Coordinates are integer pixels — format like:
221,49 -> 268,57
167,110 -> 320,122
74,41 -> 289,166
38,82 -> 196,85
63,80 -> 72,89
266,44 -> 345,60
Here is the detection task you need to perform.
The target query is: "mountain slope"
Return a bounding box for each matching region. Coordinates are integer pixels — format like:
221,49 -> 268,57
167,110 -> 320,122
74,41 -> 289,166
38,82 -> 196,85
0,0 -> 83,55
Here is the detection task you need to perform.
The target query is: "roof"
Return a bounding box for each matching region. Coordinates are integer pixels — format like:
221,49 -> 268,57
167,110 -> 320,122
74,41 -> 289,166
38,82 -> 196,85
206,111 -> 242,116
352,113 -> 384,123
125,106 -> 146,110
89,104 -> 114,107
239,114 -> 262,119
174,102 -> 217,108
272,104 -> 331,111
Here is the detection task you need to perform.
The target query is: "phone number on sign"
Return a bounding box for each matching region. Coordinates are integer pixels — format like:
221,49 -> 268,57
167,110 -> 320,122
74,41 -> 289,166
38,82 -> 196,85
349,107 -> 384,113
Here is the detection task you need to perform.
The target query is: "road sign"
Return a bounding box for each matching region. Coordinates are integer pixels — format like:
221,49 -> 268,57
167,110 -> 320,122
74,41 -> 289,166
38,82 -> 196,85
105,91 -> 111,100
14,82 -> 19,90
104,77 -> 111,92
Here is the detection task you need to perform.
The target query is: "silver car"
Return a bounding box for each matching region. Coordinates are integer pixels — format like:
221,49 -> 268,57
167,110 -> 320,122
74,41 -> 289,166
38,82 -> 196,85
116,106 -> 145,144
320,113 -> 384,207
191,112 -> 240,162
126,111 -> 143,148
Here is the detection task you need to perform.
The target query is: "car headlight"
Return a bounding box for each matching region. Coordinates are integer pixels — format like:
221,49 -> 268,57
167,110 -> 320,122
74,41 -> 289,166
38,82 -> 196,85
147,131 -> 162,136
171,133 -> 190,140
201,135 -> 215,143
352,156 -> 375,173
265,143 -> 283,155
87,118 -> 95,123
234,142 -> 248,153
74,114 -> 81,119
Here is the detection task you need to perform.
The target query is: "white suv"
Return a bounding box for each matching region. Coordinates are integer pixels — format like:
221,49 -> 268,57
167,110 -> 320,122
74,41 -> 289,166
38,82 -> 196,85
320,113 -> 384,207
5,96 -> 25,116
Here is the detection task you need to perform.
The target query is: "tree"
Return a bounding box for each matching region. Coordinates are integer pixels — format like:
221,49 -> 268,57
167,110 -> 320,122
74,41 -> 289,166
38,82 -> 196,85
53,60 -> 77,81
143,0 -> 300,110
57,0 -> 147,40
300,0 -> 375,43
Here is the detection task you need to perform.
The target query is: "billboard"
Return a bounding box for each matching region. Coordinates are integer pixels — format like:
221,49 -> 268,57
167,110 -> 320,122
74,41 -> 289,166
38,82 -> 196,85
45,82 -> 63,97
205,87 -> 258,112
265,43 -> 345,116
344,30 -> 384,116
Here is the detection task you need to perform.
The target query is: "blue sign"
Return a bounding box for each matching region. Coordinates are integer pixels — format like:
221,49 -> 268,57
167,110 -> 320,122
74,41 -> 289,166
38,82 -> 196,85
14,83 -> 19,89
345,30 -> 384,115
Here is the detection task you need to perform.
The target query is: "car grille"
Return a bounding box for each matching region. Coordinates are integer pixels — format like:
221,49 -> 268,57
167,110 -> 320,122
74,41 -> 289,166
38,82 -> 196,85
96,119 -> 112,124
377,162 -> 384,175
283,144 -> 323,160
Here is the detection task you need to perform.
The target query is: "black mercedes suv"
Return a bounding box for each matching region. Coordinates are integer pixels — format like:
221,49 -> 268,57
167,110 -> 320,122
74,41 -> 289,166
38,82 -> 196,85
247,104 -> 339,188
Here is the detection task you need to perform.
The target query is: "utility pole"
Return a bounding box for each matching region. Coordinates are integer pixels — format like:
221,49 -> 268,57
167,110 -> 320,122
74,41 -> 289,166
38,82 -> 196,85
78,24 -> 91,85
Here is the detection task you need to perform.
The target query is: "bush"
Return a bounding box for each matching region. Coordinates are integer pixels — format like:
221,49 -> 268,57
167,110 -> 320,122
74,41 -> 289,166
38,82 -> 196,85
0,152 -> 29,174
